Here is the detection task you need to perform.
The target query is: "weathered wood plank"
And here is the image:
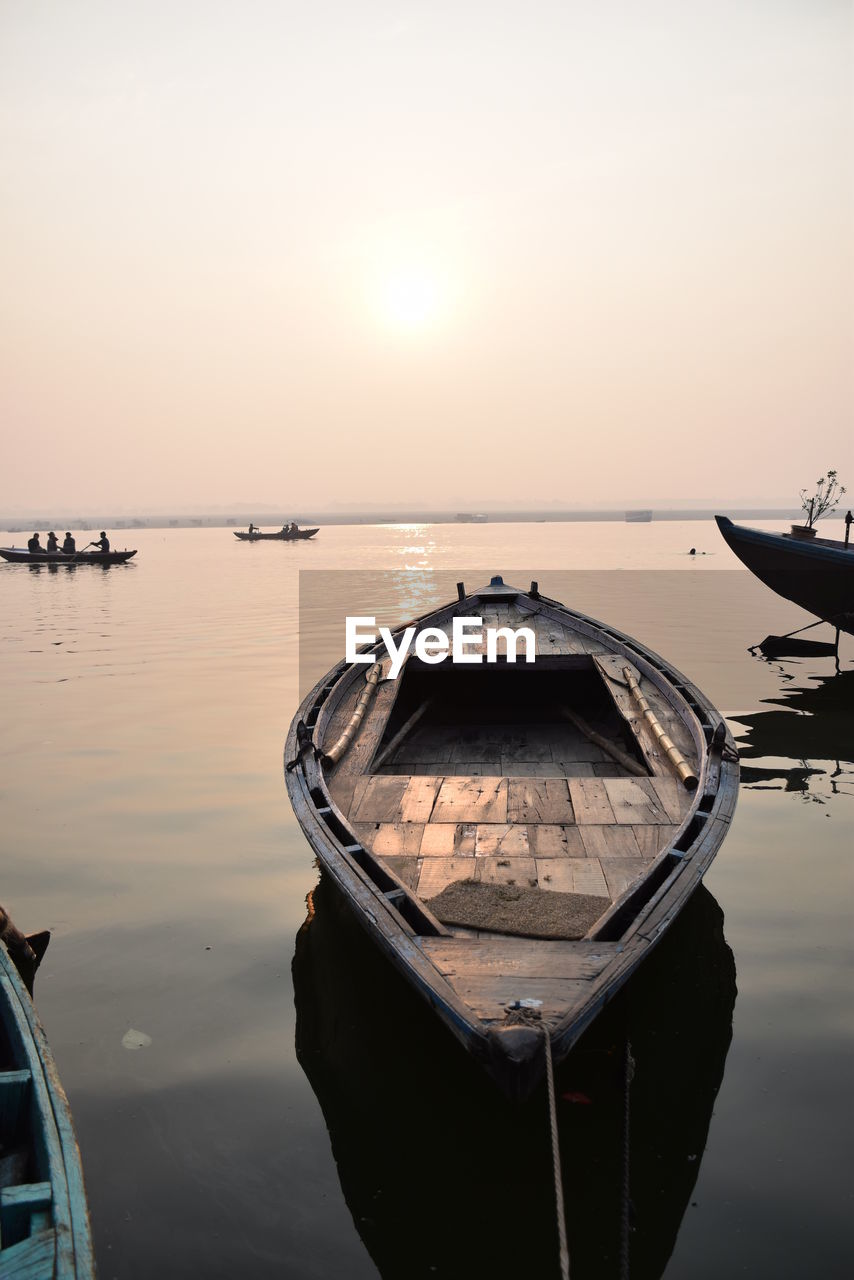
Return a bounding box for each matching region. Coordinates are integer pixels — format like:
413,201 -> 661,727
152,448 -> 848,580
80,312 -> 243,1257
648,776 -> 692,823
398,776 -> 443,823
379,856 -> 422,889
474,825 -> 532,858
350,775 -> 409,823
431,777 -> 508,823
578,826 -> 642,859
504,761 -> 565,777
453,760 -> 503,776
352,822 -> 425,856
601,857 -> 652,900
420,823 -> 476,857
507,778 -> 574,824
448,977 -> 596,1023
567,778 -> 616,824
631,824 -> 677,858
527,824 -> 586,857
602,778 -> 670,825
535,858 -> 609,896
477,854 -> 537,885
418,858 -> 476,898
417,936 -> 617,980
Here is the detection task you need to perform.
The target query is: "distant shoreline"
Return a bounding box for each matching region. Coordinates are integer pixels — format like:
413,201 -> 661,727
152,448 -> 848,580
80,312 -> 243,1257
0,508 -> 806,533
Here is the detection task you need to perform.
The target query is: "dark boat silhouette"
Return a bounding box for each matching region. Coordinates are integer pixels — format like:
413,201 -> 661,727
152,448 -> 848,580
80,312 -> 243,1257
715,516 -> 854,635
293,874 -> 736,1280
233,527 -> 319,541
0,547 -> 136,566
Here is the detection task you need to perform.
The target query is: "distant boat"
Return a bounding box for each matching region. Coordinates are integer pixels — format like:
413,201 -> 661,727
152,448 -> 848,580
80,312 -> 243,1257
455,513 -> 488,523
0,936 -> 95,1277
0,547 -> 137,565
285,575 -> 738,1097
233,526 -> 319,542
625,510 -> 653,523
715,515 -> 854,636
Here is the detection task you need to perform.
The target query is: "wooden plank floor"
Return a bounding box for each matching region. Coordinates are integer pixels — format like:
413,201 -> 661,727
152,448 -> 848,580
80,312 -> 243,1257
347,771 -> 689,911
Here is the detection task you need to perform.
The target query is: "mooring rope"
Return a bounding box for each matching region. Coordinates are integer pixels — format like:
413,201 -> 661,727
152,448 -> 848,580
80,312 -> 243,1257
543,1029 -> 570,1280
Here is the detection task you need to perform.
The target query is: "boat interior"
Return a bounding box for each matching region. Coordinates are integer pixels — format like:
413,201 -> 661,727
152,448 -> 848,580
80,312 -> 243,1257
321,596 -> 700,945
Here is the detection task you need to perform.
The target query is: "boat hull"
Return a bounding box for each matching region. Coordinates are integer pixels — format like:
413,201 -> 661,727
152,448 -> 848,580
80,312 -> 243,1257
0,942 -> 94,1277
715,515 -> 854,634
233,528 -> 319,541
285,578 -> 738,1096
0,547 -> 137,565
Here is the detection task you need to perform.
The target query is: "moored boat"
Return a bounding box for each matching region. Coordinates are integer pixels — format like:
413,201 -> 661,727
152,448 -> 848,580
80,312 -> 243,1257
715,515 -> 854,635
233,527 -> 319,541
285,576 -> 739,1096
0,932 -> 94,1277
0,547 -> 136,565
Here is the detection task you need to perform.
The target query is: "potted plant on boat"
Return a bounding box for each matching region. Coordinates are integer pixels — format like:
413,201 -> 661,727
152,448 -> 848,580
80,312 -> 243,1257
791,470 -> 846,539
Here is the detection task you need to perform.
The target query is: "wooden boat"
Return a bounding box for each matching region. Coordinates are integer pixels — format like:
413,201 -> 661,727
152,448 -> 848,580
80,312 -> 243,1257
295,875 -> 735,1279
716,515 -> 854,635
0,936 -> 94,1277
233,527 -> 319,542
285,576 -> 739,1096
0,547 -> 136,566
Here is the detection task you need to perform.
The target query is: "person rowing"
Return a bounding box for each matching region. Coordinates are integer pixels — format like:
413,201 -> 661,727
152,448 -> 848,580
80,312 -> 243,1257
82,531 -> 111,554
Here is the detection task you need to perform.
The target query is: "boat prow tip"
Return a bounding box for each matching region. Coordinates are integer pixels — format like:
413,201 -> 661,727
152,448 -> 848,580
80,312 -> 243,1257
487,1024 -> 547,1097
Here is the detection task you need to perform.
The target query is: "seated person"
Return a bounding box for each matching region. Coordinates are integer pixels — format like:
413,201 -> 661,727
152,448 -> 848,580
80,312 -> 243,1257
62,532 -> 76,553
27,532 -> 42,553
93,531 -> 111,553
46,531 -> 59,552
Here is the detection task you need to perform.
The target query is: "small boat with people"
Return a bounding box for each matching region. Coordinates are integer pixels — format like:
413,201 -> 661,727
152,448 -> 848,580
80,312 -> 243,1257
716,514 -> 854,636
285,576 -> 739,1096
234,523 -> 319,542
0,908 -> 94,1277
0,547 -> 136,565
1,529 -> 135,566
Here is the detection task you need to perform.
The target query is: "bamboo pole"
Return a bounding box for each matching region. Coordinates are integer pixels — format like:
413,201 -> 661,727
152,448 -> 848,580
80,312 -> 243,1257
621,667 -> 699,790
323,663 -> 383,766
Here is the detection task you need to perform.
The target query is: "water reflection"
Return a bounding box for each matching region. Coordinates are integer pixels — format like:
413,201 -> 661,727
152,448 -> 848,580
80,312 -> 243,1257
733,670 -> 854,799
293,878 -> 736,1280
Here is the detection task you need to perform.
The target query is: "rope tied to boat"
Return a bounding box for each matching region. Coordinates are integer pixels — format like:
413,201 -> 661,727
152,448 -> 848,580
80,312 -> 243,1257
542,1027 -> 571,1280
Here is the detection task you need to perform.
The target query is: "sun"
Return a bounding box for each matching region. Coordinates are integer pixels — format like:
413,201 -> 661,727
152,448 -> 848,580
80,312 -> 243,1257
375,263 -> 448,335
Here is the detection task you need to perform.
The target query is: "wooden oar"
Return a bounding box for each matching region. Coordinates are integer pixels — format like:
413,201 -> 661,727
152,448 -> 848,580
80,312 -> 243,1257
559,706 -> 647,777
372,699 -> 432,771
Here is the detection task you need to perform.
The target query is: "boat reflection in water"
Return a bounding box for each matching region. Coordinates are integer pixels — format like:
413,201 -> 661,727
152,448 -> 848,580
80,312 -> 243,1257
733,670 -> 854,799
293,876 -> 736,1280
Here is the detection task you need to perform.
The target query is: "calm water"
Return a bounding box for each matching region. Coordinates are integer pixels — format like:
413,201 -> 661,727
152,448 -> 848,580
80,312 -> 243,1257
1,520 -> 851,1279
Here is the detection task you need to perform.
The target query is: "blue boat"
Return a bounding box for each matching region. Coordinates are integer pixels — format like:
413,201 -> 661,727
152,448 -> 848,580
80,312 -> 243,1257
0,935 -> 94,1277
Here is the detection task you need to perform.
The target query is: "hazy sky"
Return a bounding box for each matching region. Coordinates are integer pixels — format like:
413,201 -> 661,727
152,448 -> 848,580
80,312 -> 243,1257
2,1 -> 852,512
